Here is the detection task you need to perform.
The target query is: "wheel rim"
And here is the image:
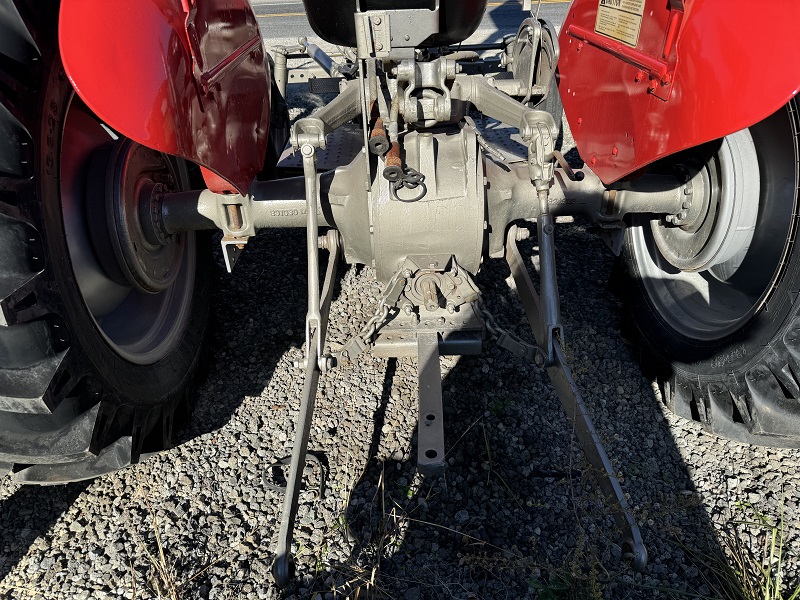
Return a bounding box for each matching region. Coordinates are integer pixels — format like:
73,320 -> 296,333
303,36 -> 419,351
59,95 -> 196,365
630,103 -> 799,341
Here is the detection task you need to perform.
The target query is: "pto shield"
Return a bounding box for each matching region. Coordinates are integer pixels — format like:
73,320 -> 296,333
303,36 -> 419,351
59,0 -> 270,194
559,0 -> 800,184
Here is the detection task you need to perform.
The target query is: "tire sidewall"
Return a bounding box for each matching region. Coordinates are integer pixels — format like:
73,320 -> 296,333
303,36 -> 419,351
39,55 -> 212,409
623,211 -> 800,380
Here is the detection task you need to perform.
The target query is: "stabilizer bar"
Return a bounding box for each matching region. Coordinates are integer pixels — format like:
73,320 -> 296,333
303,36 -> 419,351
505,224 -> 648,571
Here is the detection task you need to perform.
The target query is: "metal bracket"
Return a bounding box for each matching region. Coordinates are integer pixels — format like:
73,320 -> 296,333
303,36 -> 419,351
416,332 -> 446,474
372,303 -> 483,358
217,200 -> 255,273
597,220 -> 626,256
221,235 -> 248,273
354,4 -> 440,58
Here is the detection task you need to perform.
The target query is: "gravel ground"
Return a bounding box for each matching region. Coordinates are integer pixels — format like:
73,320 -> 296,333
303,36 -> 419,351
2,31 -> 800,600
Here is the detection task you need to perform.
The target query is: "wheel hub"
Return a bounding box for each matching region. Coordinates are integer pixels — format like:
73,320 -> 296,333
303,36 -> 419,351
627,122 -> 792,341
87,140 -> 184,294
649,131 -> 760,274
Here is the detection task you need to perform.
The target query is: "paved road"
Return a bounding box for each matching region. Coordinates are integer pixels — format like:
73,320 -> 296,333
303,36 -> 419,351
252,0 -> 571,45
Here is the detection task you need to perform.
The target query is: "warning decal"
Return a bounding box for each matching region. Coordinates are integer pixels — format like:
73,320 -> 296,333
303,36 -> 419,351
594,0 -> 646,47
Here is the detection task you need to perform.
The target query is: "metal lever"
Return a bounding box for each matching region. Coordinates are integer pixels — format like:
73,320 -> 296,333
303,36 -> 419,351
301,144 -> 325,367
505,224 -> 648,572
547,340 -> 648,571
271,224 -> 340,585
509,221 -> 561,366
537,211 -> 561,366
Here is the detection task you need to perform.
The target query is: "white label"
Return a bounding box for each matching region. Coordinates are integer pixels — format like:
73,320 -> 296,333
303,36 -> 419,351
594,0 -> 646,47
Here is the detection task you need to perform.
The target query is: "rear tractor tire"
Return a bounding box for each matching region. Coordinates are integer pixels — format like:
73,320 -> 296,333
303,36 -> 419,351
620,97 -> 800,446
0,1 -> 212,483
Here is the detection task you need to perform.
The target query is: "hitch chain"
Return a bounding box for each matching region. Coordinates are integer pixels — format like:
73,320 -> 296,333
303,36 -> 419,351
475,300 -> 545,366
335,272 -> 406,365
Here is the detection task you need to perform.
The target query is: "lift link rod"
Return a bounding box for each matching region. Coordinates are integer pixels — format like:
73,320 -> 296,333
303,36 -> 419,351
272,145 -> 339,587
505,224 -> 648,572
302,144 -> 323,365
272,228 -> 340,587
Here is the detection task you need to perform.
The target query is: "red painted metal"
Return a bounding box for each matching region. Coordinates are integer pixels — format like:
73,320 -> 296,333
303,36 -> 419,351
59,0 -> 271,195
558,0 -> 800,184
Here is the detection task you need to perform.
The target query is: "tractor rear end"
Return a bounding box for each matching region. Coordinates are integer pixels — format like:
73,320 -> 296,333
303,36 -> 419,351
1,0 -> 799,586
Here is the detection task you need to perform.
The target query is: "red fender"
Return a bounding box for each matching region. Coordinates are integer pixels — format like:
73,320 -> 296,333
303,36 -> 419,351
558,0 -> 800,184
59,0 -> 270,194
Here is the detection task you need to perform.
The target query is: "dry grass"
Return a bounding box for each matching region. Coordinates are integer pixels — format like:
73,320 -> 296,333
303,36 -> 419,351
127,482 -> 257,600
706,501 -> 800,600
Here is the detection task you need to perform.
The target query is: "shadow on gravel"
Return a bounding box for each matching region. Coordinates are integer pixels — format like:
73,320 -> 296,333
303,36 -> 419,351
176,226 -> 347,443
0,228 -> 317,590
0,482 -> 90,583
298,225 -> 742,599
